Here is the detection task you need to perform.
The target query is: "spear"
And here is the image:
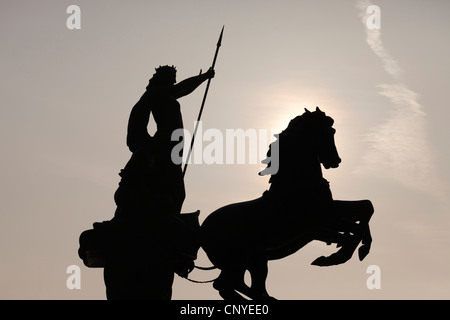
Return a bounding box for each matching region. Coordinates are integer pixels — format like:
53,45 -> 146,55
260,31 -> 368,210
182,26 -> 224,178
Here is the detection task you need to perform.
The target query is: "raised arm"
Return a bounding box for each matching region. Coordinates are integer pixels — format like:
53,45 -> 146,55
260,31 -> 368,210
171,68 -> 214,99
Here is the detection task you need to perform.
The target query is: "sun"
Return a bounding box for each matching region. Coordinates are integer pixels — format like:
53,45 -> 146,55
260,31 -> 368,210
265,91 -> 328,133
248,82 -> 348,167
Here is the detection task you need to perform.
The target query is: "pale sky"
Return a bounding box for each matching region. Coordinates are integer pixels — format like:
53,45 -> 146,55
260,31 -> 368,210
1,0 -> 449,299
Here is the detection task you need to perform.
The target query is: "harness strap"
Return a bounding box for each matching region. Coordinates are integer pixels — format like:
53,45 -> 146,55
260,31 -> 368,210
182,276 -> 217,284
180,264 -> 218,283
194,265 -> 217,270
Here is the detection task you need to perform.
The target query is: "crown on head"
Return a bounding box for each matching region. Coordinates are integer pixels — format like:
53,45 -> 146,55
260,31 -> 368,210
155,65 -> 177,73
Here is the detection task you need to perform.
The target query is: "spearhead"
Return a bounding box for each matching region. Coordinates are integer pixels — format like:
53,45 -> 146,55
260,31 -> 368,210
217,25 -> 224,47
210,26 -> 224,69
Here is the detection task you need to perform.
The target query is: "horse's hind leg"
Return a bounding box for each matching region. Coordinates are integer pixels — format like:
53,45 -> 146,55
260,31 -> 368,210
213,268 -> 248,300
246,255 -> 276,300
248,255 -> 268,296
213,257 -> 275,300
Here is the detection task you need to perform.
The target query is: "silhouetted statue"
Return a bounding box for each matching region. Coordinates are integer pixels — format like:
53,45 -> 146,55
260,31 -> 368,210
79,65 -> 213,300
122,65 -> 214,216
199,107 -> 374,300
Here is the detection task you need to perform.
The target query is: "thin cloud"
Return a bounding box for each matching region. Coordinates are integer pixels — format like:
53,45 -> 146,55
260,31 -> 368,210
357,0 -> 401,79
355,1 -> 446,199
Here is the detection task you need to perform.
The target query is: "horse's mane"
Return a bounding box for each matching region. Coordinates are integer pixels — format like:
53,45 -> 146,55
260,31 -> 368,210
258,107 -> 333,180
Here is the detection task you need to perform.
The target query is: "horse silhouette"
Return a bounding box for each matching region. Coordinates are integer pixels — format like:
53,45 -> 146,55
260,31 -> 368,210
198,107 -> 374,300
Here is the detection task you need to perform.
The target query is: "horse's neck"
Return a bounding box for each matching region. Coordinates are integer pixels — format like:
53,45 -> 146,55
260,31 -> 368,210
267,153 -> 323,199
298,155 -> 323,180
277,151 -> 323,181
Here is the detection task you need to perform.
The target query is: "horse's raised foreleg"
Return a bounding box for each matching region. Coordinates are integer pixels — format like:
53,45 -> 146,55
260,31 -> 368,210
358,221 -> 372,261
346,200 -> 373,261
312,200 -> 374,266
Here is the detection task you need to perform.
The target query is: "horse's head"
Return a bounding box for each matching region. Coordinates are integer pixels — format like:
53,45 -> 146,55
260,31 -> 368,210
259,107 -> 341,178
303,107 -> 341,169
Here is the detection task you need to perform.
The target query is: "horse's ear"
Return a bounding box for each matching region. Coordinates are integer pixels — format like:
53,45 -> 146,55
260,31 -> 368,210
304,108 -> 311,114
316,106 -> 321,112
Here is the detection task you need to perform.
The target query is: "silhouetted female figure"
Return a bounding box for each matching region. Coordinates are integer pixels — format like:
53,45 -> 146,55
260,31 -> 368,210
104,66 -> 214,300
119,65 -> 214,216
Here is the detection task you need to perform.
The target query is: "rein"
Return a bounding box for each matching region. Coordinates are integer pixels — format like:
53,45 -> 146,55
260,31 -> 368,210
182,264 -> 218,284
195,265 -> 217,270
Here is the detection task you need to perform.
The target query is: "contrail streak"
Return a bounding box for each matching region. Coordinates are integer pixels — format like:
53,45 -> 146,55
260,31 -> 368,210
355,0 -> 445,199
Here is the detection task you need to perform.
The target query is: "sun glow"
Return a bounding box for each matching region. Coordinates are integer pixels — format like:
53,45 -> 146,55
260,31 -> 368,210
261,85 -> 344,134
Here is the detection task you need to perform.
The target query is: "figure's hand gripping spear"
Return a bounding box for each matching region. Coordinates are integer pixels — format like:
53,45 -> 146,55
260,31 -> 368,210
182,26 -> 224,178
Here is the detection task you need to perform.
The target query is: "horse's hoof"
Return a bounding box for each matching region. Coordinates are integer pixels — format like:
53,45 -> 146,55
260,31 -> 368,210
358,244 -> 371,261
311,256 -> 330,267
219,289 -> 248,300
252,291 -> 277,300
312,248 -> 355,266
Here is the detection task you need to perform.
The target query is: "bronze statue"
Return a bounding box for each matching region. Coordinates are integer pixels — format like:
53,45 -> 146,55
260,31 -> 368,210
199,107 -> 374,300
79,65 -> 214,300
